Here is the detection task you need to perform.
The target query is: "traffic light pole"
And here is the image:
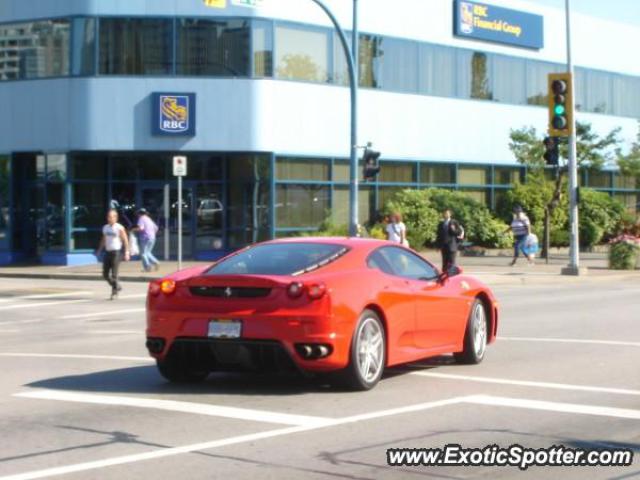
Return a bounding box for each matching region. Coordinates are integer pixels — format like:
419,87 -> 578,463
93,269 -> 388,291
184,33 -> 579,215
310,0 -> 359,237
562,0 -> 583,275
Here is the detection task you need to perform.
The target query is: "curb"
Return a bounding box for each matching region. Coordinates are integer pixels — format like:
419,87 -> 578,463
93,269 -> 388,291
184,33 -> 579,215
0,273 -> 159,283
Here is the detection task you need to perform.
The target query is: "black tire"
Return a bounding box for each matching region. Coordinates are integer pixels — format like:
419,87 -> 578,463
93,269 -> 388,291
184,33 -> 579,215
156,357 -> 209,384
454,298 -> 488,365
342,309 -> 386,391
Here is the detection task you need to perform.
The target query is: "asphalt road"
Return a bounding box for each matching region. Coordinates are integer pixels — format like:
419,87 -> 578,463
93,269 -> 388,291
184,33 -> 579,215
0,274 -> 638,480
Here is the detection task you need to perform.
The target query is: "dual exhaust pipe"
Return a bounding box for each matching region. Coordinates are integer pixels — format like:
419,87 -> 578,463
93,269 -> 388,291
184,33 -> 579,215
295,343 -> 333,360
146,337 -> 166,354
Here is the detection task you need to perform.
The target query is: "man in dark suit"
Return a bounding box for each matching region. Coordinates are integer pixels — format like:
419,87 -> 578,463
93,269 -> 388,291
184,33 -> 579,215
436,209 -> 464,272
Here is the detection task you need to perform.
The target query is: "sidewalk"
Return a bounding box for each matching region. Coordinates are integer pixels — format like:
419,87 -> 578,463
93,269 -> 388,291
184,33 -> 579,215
0,250 -> 637,286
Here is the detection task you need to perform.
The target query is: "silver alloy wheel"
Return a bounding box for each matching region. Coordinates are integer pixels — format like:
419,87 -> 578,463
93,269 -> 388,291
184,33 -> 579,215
356,317 -> 384,383
473,303 -> 487,358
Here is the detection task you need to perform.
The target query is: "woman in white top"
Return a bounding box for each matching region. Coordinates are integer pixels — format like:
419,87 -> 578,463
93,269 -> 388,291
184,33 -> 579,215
386,212 -> 408,247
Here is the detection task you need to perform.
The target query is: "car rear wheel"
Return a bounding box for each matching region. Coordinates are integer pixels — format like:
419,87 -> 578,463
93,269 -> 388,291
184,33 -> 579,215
156,356 -> 209,383
342,309 -> 386,390
454,298 -> 488,365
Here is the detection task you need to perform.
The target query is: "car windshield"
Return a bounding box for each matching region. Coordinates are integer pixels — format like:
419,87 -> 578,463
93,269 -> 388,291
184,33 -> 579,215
206,243 -> 348,276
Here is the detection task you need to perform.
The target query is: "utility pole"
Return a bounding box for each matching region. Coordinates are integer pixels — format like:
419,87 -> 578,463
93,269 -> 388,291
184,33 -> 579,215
562,0 -> 585,276
310,0 -> 359,236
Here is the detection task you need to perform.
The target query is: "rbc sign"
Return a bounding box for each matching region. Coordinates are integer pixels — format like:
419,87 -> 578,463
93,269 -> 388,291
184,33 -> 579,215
152,93 -> 196,136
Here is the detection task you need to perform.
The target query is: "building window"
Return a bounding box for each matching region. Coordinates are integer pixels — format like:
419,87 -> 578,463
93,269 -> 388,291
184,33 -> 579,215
176,19 -> 250,76
612,75 -> 640,118
494,167 -> 521,185
420,164 -> 455,184
358,34 -> 383,88
99,18 -> 173,75
613,173 -> 637,190
458,166 -> 488,185
587,171 -> 612,189
0,156 -> 9,250
613,193 -> 639,213
578,68 -> 612,114
418,44 -> 456,97
526,61 -> 560,106
275,25 -> 330,83
493,55 -> 525,104
459,51 -> 493,100
276,157 -> 330,181
71,183 -> 106,233
332,186 -> 373,226
377,187 -> 404,209
379,162 -> 415,183
227,155 -> 271,246
276,184 -> 329,228
71,18 -> 96,75
0,19 -> 70,80
252,20 -> 273,77
461,189 -> 489,206
375,38 -> 418,93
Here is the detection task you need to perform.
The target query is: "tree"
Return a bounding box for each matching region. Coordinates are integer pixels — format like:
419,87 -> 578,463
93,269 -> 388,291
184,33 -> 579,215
509,122 -> 621,257
617,123 -> 640,185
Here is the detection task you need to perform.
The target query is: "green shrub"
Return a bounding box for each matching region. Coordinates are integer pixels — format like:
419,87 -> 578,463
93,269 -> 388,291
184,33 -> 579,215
367,223 -> 387,240
382,188 -> 509,249
578,189 -> 625,247
609,240 -> 639,270
384,189 -> 440,249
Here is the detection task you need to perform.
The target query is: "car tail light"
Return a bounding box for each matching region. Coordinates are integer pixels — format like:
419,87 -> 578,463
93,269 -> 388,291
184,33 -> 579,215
148,281 -> 161,296
307,283 -> 326,300
287,281 -> 304,299
160,279 -> 177,295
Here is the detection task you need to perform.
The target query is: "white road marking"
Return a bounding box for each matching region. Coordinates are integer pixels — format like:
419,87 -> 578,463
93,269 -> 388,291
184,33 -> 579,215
0,396 -> 470,480
0,425 -> 310,480
411,371 -> 640,396
0,319 -> 44,326
15,390 -> 332,427
467,394 -> 640,420
86,330 -> 140,335
0,353 -> 153,362
116,294 -> 148,299
4,393 -> 640,480
500,336 -> 640,348
18,291 -> 94,300
0,299 -> 90,311
59,308 -> 145,319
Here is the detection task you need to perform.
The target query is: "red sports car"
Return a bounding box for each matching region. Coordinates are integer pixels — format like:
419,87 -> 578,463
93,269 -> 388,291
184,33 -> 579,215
146,238 -> 498,390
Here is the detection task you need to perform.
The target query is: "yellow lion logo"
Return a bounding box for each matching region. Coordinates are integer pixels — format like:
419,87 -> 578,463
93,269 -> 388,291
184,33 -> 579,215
161,97 -> 188,122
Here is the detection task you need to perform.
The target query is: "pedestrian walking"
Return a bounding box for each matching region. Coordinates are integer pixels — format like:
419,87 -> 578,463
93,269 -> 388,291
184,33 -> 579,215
505,205 -> 534,266
436,209 -> 464,272
386,212 -> 409,247
133,208 -> 160,272
96,209 -> 130,300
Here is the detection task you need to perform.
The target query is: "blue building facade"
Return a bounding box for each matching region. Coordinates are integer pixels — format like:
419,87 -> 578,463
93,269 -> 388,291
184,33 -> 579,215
0,0 -> 639,265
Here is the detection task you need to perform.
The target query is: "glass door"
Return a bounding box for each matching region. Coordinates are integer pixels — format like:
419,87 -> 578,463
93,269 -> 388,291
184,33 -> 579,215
141,185 -> 194,259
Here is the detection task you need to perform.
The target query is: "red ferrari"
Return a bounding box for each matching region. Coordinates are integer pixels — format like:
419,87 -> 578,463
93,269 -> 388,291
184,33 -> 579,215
146,238 -> 498,390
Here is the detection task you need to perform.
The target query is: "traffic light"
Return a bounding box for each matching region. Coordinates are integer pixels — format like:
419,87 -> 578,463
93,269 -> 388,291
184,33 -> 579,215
547,72 -> 574,137
362,148 -> 381,181
543,136 -> 559,166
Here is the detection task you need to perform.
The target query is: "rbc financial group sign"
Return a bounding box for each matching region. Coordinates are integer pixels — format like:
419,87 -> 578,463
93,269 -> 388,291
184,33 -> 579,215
454,0 -> 544,50
152,93 -> 196,136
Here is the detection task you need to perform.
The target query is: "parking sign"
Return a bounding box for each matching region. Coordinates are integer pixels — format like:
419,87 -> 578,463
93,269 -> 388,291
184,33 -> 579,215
173,156 -> 188,177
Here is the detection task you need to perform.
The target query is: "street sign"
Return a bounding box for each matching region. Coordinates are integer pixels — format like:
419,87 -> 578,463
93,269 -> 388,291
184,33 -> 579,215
173,156 -> 188,177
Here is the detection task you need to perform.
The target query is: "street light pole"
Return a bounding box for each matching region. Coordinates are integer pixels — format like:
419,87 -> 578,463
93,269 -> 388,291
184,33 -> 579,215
563,0 -> 582,275
310,0 -> 359,236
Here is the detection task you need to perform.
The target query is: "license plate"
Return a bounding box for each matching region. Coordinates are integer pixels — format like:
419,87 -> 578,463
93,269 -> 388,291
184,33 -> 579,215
208,319 -> 242,339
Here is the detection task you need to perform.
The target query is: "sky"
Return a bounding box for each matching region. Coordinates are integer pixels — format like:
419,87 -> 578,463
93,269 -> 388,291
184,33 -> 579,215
528,0 -> 640,26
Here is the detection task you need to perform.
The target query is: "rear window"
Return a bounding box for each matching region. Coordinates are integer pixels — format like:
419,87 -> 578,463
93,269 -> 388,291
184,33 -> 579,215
206,243 -> 348,276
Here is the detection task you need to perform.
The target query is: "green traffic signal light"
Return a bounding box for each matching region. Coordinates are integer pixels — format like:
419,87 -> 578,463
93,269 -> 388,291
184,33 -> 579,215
554,104 -> 566,115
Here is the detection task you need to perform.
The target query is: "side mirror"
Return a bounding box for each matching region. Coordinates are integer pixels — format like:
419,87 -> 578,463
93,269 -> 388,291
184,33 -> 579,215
438,265 -> 463,283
